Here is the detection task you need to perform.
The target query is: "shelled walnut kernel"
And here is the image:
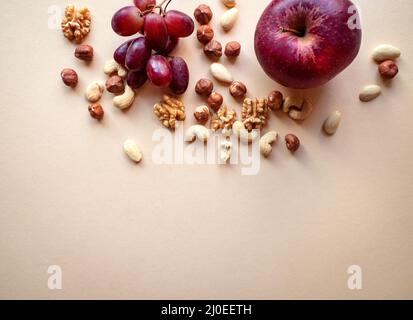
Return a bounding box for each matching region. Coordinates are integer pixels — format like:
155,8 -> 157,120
154,95 -> 186,130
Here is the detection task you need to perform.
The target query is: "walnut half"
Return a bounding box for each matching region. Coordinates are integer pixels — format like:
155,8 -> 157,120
241,98 -> 269,131
61,5 -> 91,43
210,105 -> 237,132
154,95 -> 186,130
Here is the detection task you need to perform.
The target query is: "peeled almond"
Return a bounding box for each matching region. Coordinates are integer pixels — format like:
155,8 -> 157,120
124,139 -> 143,163
323,111 -> 342,135
220,8 -> 239,32
210,63 -> 233,83
359,85 -> 381,102
372,44 -> 401,62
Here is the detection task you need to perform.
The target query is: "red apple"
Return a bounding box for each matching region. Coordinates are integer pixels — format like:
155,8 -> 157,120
255,0 -> 362,89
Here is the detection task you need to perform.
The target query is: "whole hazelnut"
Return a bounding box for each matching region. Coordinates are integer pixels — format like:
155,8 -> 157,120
194,105 -> 210,124
74,44 -> 94,62
88,103 -> 104,120
105,75 -> 125,94
61,68 -> 78,88
197,25 -> 214,44
207,92 -> 223,112
224,41 -> 241,58
229,81 -> 247,98
379,60 -> 399,79
194,4 -> 213,25
204,40 -> 222,59
267,90 -> 284,110
285,134 -> 300,153
195,79 -> 214,96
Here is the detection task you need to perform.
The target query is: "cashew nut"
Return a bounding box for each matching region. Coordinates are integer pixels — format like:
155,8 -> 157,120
289,99 -> 313,121
123,139 -> 143,163
232,121 -> 259,143
85,81 -> 104,102
260,131 -> 278,157
220,141 -> 232,163
283,96 -> 304,113
113,85 -> 135,110
104,59 -> 128,78
185,125 -> 210,143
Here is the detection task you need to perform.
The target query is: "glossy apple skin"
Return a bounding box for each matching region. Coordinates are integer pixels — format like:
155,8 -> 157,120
255,0 -> 362,89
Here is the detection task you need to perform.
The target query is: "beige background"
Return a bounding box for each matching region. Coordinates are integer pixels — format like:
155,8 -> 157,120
0,0 -> 412,299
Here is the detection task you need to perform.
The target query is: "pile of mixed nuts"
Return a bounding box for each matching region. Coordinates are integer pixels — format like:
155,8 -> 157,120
59,2 -> 402,166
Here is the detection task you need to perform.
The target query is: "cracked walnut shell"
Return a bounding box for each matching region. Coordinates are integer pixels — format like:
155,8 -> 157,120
61,5 -> 91,43
242,98 -> 269,131
154,95 -> 186,130
210,106 -> 237,132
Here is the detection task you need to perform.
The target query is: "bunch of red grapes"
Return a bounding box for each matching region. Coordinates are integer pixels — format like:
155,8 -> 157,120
111,0 -> 194,94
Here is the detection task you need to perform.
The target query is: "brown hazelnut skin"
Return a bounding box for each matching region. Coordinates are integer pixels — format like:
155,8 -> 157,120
61,68 -> 78,88
285,134 -> 300,153
194,106 -> 210,124
207,92 -> 223,112
88,103 -> 104,120
229,81 -> 247,98
197,25 -> 214,44
204,40 -> 222,59
379,60 -> 399,79
224,41 -> 241,57
105,75 -> 125,94
267,90 -> 284,110
75,44 -> 94,61
195,79 -> 214,96
194,4 -> 213,25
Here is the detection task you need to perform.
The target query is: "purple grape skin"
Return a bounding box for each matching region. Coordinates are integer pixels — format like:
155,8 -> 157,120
158,36 -> 179,55
146,55 -> 173,88
164,10 -> 195,38
169,57 -> 189,95
125,37 -> 152,71
114,40 -> 133,66
144,13 -> 169,51
111,6 -> 144,37
127,69 -> 148,90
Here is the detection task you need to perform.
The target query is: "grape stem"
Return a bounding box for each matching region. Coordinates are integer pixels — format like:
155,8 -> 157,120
139,0 -> 173,17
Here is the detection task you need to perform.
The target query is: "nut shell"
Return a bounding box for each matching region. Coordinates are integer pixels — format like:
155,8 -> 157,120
194,4 -> 213,25
195,79 -> 214,96
207,92 -> 223,113
197,25 -> 214,44
225,41 -> 241,57
61,68 -> 78,88
229,81 -> 247,98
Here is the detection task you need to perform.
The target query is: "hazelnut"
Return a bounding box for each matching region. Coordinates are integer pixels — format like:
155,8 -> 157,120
204,40 -> 222,59
194,4 -> 213,25
61,68 -> 78,88
285,134 -> 300,153
195,79 -> 214,96
88,103 -> 104,120
197,25 -> 214,44
267,90 -> 284,110
224,41 -> 241,57
74,44 -> 94,61
207,92 -> 223,112
105,75 -> 125,94
194,105 -> 210,124
379,60 -> 399,79
229,81 -> 247,98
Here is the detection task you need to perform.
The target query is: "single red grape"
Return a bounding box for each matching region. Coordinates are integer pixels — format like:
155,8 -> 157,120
112,6 -> 144,36
144,13 -> 168,51
114,40 -> 134,66
146,55 -> 172,88
158,36 -> 179,55
133,0 -> 156,11
169,57 -> 189,95
125,37 -> 152,71
164,10 -> 194,38
127,69 -> 148,90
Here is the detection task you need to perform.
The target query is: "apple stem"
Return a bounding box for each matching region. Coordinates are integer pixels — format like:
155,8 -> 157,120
279,27 -> 305,37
